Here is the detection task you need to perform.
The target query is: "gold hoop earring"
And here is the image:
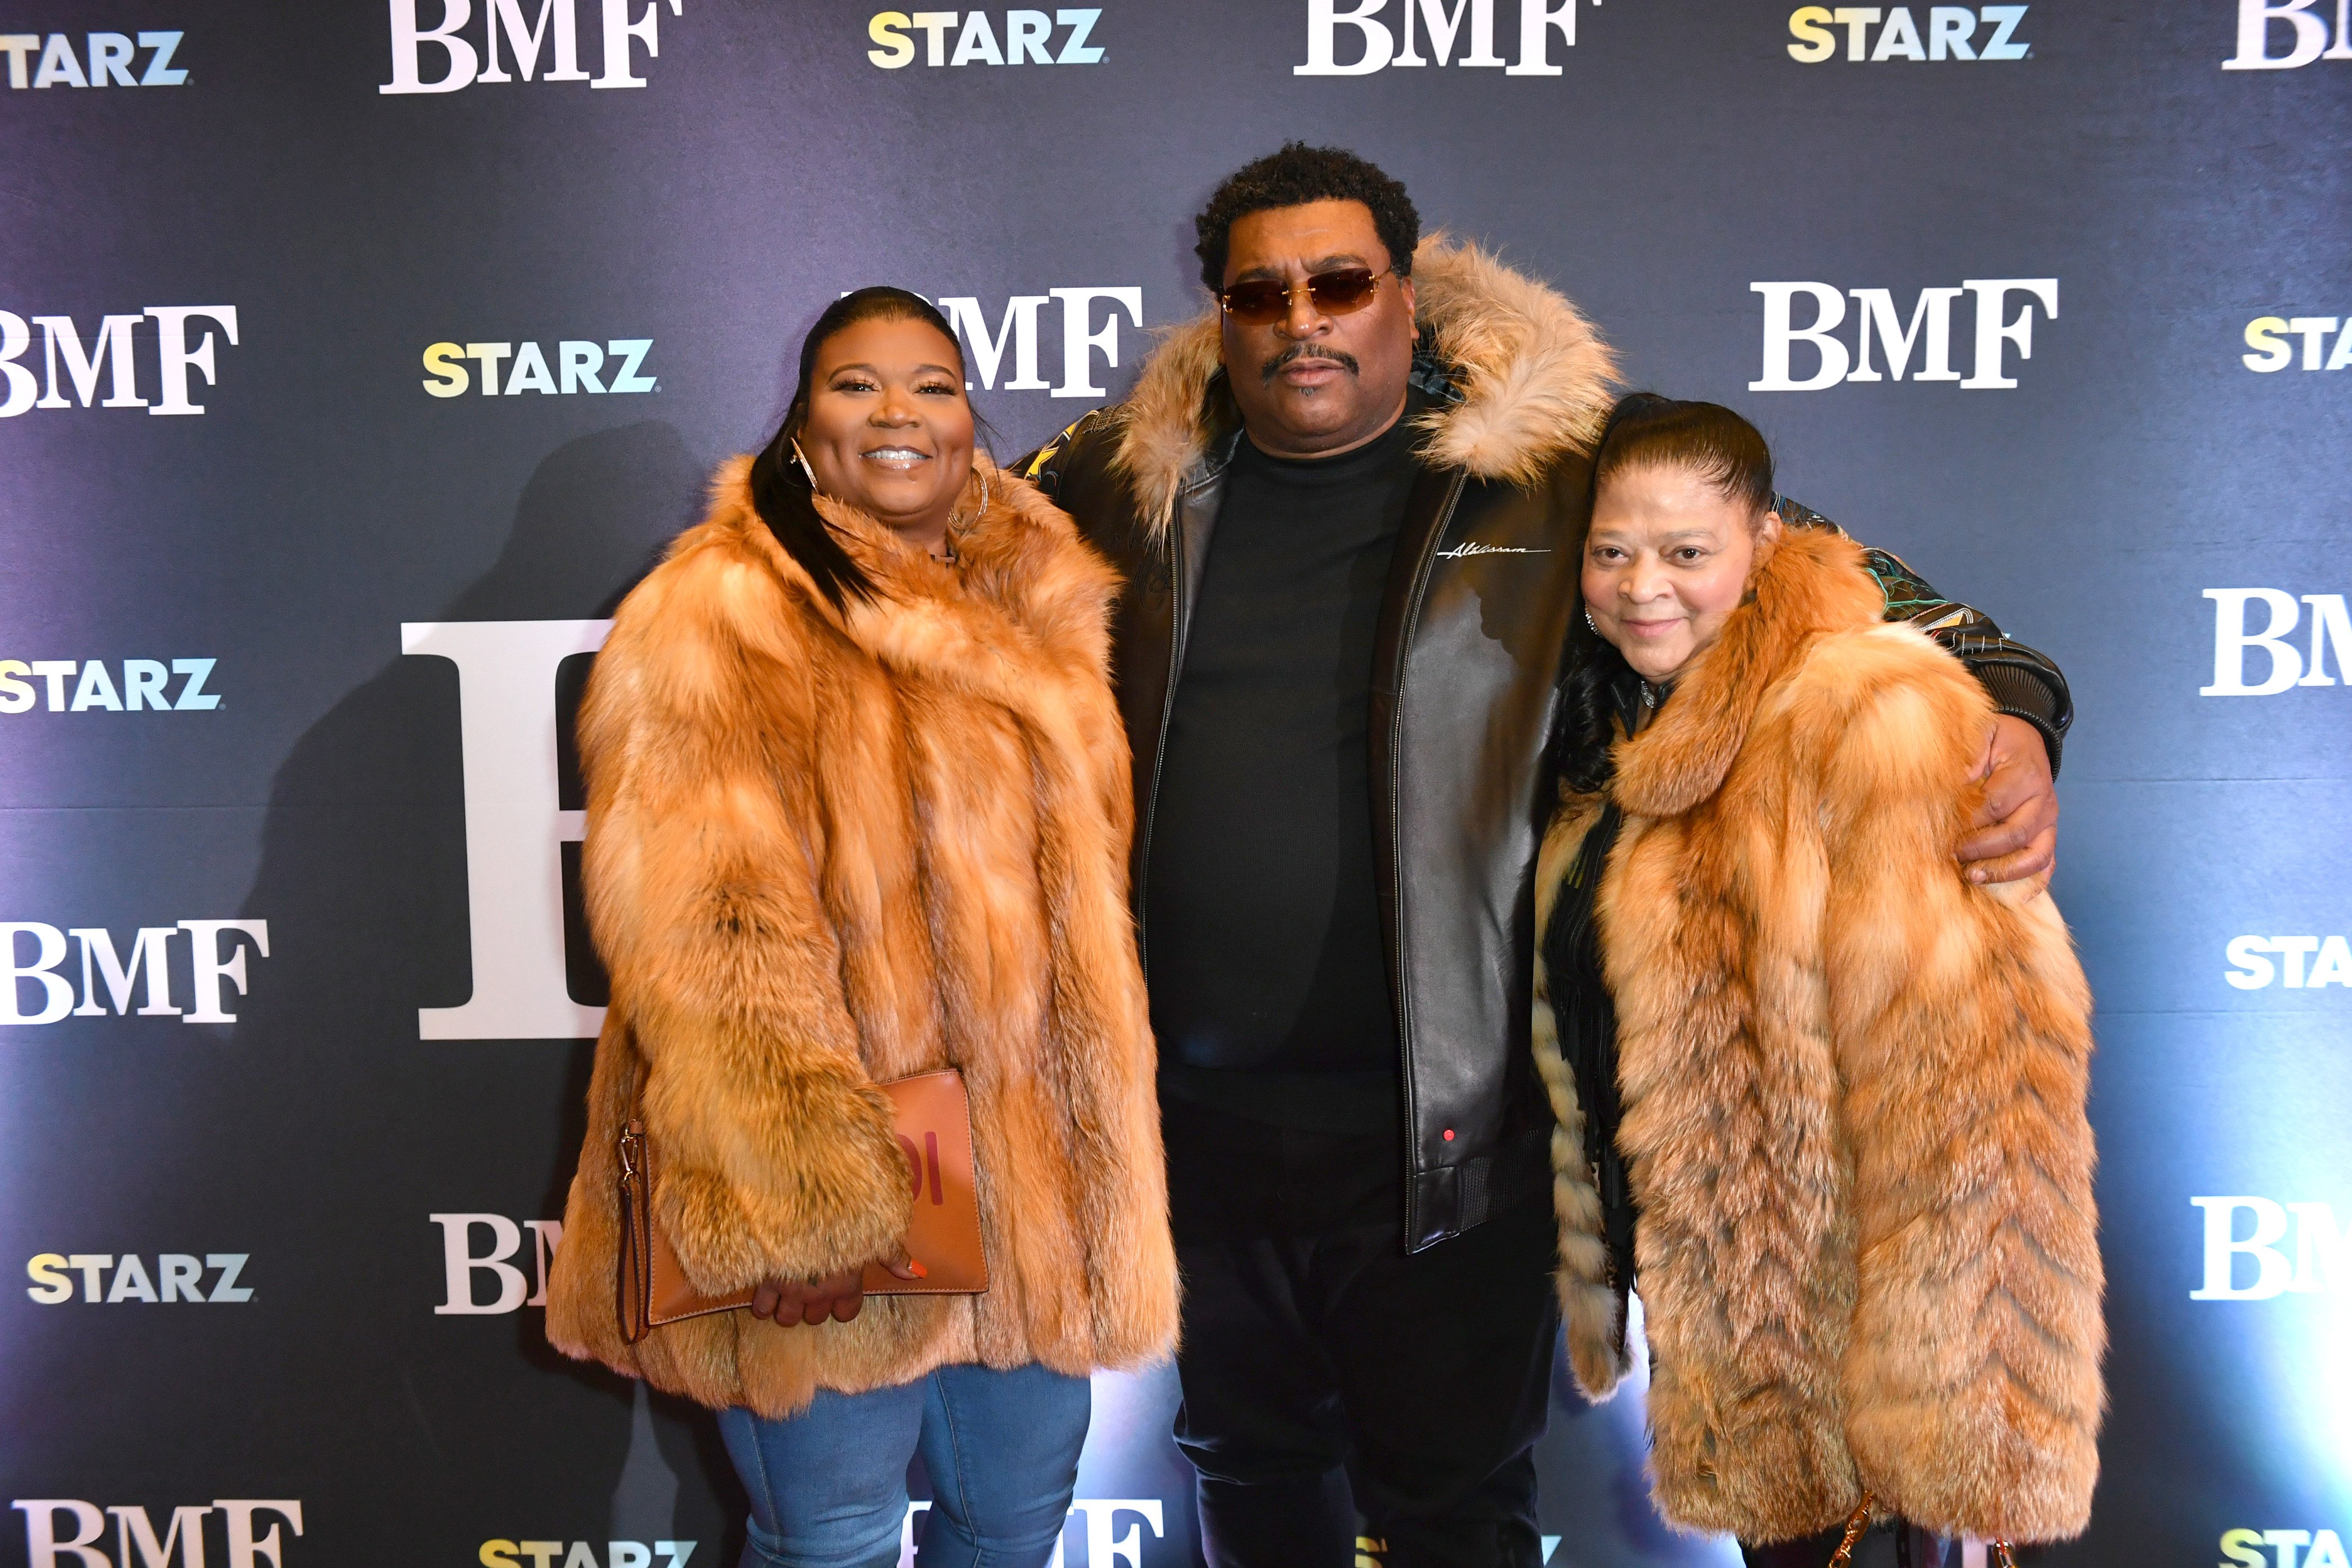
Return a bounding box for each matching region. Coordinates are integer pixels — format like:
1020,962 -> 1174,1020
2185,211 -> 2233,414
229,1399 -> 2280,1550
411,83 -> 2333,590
949,467 -> 991,533
789,439 -> 818,489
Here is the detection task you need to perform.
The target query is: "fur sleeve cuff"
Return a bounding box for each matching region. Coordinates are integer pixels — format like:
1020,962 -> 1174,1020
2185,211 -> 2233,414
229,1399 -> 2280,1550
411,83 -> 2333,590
652,1073 -> 915,1292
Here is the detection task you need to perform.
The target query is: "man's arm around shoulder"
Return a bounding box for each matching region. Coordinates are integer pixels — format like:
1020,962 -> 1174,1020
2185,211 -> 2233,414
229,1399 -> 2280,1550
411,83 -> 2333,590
1012,410 -> 1113,504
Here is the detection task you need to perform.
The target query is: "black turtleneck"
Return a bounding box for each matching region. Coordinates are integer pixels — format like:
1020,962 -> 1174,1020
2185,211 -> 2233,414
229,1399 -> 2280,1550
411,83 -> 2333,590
1142,407 -> 1424,1136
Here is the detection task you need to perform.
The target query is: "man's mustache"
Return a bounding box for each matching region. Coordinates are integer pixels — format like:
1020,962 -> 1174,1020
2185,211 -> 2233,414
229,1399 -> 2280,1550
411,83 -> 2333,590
1261,344 -> 1361,385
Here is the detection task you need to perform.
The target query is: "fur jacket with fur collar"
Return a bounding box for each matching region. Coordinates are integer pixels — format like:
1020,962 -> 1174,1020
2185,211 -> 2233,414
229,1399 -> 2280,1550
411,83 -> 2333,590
1532,528 -> 2103,1544
543,455 -> 1179,1416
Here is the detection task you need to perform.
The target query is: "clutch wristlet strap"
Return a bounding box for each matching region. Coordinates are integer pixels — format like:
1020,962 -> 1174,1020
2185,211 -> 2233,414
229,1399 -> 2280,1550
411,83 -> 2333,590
1827,1496 -> 1874,1568
617,1118 -> 651,1344
1823,1495 -> 2020,1568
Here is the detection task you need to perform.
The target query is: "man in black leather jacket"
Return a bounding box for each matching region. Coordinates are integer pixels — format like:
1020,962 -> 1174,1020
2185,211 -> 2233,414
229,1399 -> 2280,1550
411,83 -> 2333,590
1019,145 -> 2069,1568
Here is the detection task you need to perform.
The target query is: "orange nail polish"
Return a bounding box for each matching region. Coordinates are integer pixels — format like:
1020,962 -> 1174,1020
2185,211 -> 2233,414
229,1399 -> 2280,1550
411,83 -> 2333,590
908,1259 -> 928,1279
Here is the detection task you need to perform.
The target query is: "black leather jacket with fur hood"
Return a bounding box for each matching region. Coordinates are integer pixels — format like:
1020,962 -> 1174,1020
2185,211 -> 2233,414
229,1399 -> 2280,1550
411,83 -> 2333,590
1021,237 -> 2071,1253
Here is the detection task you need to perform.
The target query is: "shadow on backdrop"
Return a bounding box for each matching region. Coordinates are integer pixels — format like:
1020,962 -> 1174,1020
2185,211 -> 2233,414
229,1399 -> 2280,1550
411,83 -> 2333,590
213,421 -> 749,1563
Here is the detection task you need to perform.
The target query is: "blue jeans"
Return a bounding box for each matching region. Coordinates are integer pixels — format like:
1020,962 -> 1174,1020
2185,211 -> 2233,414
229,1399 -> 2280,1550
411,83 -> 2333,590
716,1363 -> 1091,1568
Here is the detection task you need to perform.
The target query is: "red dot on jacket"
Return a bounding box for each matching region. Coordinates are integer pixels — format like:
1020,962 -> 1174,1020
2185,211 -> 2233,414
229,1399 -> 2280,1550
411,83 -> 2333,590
1442,1129 -> 1455,1141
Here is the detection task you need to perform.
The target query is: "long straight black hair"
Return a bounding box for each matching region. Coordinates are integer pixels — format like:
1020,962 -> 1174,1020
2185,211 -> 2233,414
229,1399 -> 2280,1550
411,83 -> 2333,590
747,286 -> 967,611
1555,393 -> 1778,793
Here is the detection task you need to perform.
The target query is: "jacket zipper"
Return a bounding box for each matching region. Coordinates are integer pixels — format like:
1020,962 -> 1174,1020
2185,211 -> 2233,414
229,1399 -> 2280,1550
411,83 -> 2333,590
1132,488 -> 1198,980
1389,472 -> 1466,1242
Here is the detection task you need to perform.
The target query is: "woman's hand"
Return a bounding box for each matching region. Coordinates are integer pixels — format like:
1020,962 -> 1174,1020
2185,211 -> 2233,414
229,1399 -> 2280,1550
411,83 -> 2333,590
749,1246 -> 923,1328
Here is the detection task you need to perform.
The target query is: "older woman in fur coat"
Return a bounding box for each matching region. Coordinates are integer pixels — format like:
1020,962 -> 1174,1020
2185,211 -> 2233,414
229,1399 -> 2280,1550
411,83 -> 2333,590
1533,396 -> 2103,1568
542,289 -> 1178,1568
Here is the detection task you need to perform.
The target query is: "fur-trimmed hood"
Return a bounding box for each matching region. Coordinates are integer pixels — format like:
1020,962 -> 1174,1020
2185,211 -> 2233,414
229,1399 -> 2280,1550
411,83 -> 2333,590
1111,234 -> 1617,531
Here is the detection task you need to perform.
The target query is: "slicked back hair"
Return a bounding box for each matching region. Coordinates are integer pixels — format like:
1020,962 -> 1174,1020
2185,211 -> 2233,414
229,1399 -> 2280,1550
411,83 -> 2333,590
1591,393 -> 1775,519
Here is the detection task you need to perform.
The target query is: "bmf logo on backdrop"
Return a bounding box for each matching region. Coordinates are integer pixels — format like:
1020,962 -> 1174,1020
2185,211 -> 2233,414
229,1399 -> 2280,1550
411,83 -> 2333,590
431,1213 -> 562,1313
935,288 -> 1141,399
902,1502 -> 1161,1568
382,0 -> 683,93
2222,1531 -> 2352,1568
421,339 -> 656,397
2222,0 -> 2352,68
1748,279 -> 2057,391
2200,590 -> 2350,694
2243,314 -> 2352,371
1296,0 -> 1606,76
2226,936 -> 2352,990
26,1251 -> 253,1304
0,309 -> 239,418
403,621 -> 605,1041
866,9 -> 1104,68
1,920 -> 270,1026
0,31 -> 186,88
0,658 -> 220,715
2191,1197 -> 2349,1299
1787,6 -> 2029,62
13,1502 -> 301,1568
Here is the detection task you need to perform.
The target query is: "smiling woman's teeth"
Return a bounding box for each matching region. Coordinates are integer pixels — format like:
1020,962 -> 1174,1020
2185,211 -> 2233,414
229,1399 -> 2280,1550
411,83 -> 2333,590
864,447 -> 929,466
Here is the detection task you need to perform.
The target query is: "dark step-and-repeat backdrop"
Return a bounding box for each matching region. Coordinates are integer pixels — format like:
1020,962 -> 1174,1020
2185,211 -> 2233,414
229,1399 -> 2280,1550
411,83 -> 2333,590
4,3 -> 2348,1565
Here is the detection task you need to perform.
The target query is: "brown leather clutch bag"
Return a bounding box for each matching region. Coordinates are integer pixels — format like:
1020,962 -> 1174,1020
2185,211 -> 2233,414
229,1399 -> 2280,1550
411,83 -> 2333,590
616,1068 -> 987,1344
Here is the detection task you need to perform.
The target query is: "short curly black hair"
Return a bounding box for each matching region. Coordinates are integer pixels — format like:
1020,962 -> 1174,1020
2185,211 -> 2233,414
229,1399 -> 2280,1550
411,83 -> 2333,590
1193,142 -> 1420,295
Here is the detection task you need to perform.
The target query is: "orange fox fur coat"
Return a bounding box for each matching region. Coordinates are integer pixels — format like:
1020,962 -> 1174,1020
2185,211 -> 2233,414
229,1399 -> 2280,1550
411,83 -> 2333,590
1532,528 -> 2104,1544
544,455 -> 1179,1416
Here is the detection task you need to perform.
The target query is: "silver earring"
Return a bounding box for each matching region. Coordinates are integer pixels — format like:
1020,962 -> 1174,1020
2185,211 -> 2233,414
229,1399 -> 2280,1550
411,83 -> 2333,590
1583,608 -> 1597,633
789,439 -> 818,488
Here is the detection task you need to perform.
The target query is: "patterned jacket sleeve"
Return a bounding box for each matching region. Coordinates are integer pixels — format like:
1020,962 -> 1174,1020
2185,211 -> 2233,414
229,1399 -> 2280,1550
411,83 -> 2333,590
1777,497 -> 2074,773
1009,411 -> 1107,501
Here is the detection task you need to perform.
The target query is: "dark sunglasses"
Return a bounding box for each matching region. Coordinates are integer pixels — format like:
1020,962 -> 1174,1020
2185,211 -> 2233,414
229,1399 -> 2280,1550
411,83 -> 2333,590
1217,266 -> 1393,326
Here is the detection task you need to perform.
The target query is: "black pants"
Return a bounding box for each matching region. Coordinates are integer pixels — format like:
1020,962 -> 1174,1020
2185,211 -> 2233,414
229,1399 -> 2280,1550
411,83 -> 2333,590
1164,1097 -> 1560,1568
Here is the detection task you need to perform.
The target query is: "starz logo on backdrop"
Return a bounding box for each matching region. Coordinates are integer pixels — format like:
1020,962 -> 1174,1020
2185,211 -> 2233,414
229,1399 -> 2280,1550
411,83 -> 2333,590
1785,5 -> 2030,62
864,8 -> 1106,67
0,30 -> 186,88
25,1252 -> 255,1305
421,338 -> 657,398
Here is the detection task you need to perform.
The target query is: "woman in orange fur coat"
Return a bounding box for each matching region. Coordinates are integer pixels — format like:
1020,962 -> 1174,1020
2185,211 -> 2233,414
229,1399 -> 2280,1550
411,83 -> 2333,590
543,288 -> 1178,1568
1533,396 -> 2103,1568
